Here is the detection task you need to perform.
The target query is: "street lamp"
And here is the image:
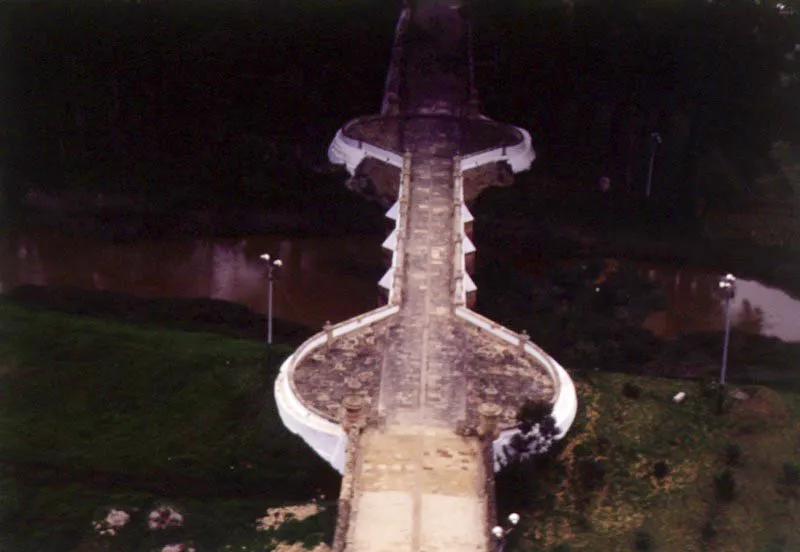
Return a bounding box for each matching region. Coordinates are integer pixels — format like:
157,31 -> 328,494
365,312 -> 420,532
491,513 -> 520,551
645,132 -> 662,198
260,253 -> 283,346
717,273 -> 736,413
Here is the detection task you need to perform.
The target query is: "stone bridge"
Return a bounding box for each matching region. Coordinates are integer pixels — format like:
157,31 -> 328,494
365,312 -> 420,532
274,2 -> 577,550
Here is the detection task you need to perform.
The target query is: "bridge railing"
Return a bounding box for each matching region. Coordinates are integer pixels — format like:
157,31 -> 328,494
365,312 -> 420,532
453,306 -> 577,441
381,5 -> 411,116
275,154 -> 412,472
388,152 -> 412,305
460,123 -> 535,174
451,155 -> 467,306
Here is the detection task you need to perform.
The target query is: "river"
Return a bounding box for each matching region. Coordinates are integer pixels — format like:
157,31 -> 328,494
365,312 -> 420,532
0,230 -> 384,330
3,231 -> 800,342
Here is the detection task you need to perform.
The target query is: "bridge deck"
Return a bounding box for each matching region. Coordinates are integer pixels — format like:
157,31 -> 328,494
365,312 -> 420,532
284,3 -> 564,550
347,426 -> 486,552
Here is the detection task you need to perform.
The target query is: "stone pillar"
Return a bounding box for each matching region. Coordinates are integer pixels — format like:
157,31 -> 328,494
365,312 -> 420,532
517,330 -> 530,354
342,395 -> 366,432
324,321 -> 333,349
477,402 -> 503,440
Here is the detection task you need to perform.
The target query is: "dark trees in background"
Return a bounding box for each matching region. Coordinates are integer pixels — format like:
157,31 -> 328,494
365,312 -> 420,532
0,1 -> 396,207
1,0 -> 797,221
473,0 -> 800,222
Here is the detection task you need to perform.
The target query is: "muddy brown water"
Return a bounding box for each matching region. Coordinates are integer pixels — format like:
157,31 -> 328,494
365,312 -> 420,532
2,232 -> 800,342
0,230 -> 384,330
637,263 -> 800,343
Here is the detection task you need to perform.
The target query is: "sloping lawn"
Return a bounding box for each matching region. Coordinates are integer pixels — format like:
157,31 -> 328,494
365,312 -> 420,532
0,300 -> 339,552
501,373 -> 800,551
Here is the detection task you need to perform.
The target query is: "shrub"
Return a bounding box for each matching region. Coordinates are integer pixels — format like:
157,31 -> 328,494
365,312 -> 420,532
714,469 -> 736,502
701,521 -> 717,543
622,382 -> 642,399
596,436 -> 611,455
633,529 -> 653,551
517,400 -> 553,432
725,444 -> 742,466
781,462 -> 800,487
653,461 -> 669,480
578,459 -> 606,490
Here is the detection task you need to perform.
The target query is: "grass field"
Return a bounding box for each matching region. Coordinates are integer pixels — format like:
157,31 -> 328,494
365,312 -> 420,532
0,299 -> 339,552
500,373 -> 800,551
2,291 -> 799,551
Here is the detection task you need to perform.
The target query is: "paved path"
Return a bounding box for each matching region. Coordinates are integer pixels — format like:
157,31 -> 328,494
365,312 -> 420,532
347,118 -> 488,551
347,426 -> 487,552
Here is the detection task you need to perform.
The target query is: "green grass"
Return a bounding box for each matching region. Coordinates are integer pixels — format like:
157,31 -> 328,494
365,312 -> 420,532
0,301 -> 340,552
504,373 -> 800,551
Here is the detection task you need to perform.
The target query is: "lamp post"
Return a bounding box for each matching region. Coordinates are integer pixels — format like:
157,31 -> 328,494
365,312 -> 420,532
645,132 -> 662,198
260,253 -> 283,346
491,513 -> 520,552
717,273 -> 736,413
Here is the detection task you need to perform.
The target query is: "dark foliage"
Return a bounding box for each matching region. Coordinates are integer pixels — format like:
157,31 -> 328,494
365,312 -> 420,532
714,469 -> 737,502
633,528 -> 654,552
780,462 -> 800,487
724,444 -> 742,467
517,399 -> 554,433
622,382 -> 642,400
577,459 -> 607,490
475,255 -> 665,375
701,520 -> 717,543
652,461 -> 669,480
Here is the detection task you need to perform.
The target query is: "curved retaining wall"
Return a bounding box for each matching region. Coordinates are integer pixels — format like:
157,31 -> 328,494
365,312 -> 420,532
460,125 -> 536,173
274,305 -> 400,474
274,158 -> 410,474
328,123 -> 403,175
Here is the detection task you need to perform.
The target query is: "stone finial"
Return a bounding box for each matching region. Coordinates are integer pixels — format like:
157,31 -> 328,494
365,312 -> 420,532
477,402 -> 503,440
342,395 -> 366,431
324,320 -> 333,349
517,330 -> 530,354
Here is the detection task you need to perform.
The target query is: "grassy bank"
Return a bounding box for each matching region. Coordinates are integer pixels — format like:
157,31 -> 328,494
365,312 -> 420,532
499,372 -> 800,551
0,300 -> 340,552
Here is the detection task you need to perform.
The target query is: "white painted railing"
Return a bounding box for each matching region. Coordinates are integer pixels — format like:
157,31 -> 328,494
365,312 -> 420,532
380,152 -> 412,305
275,155 -> 412,473
451,156 -> 467,306
274,303 -> 401,474
460,125 -> 536,173
381,6 -> 411,115
454,307 -> 577,442
328,120 -> 403,175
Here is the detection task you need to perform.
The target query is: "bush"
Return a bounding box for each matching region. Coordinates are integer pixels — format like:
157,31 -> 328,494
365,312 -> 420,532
596,436 -> 612,455
781,462 -> 800,487
622,382 -> 642,400
701,521 -> 717,543
653,461 -> 669,480
517,399 -> 553,432
633,529 -> 654,551
714,469 -> 737,502
725,444 -> 742,466
578,459 -> 606,490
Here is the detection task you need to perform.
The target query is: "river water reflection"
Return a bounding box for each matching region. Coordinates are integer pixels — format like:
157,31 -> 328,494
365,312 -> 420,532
3,232 -> 800,342
638,264 -> 800,343
0,231 -> 384,330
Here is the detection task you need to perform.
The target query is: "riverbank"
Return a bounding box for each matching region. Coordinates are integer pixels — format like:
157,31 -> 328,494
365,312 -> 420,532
3,297 -> 797,551
498,372 -> 800,551
0,300 -> 340,552
4,172 -> 387,243
472,173 -> 800,300
2,285 -> 314,347
474,253 -> 800,388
